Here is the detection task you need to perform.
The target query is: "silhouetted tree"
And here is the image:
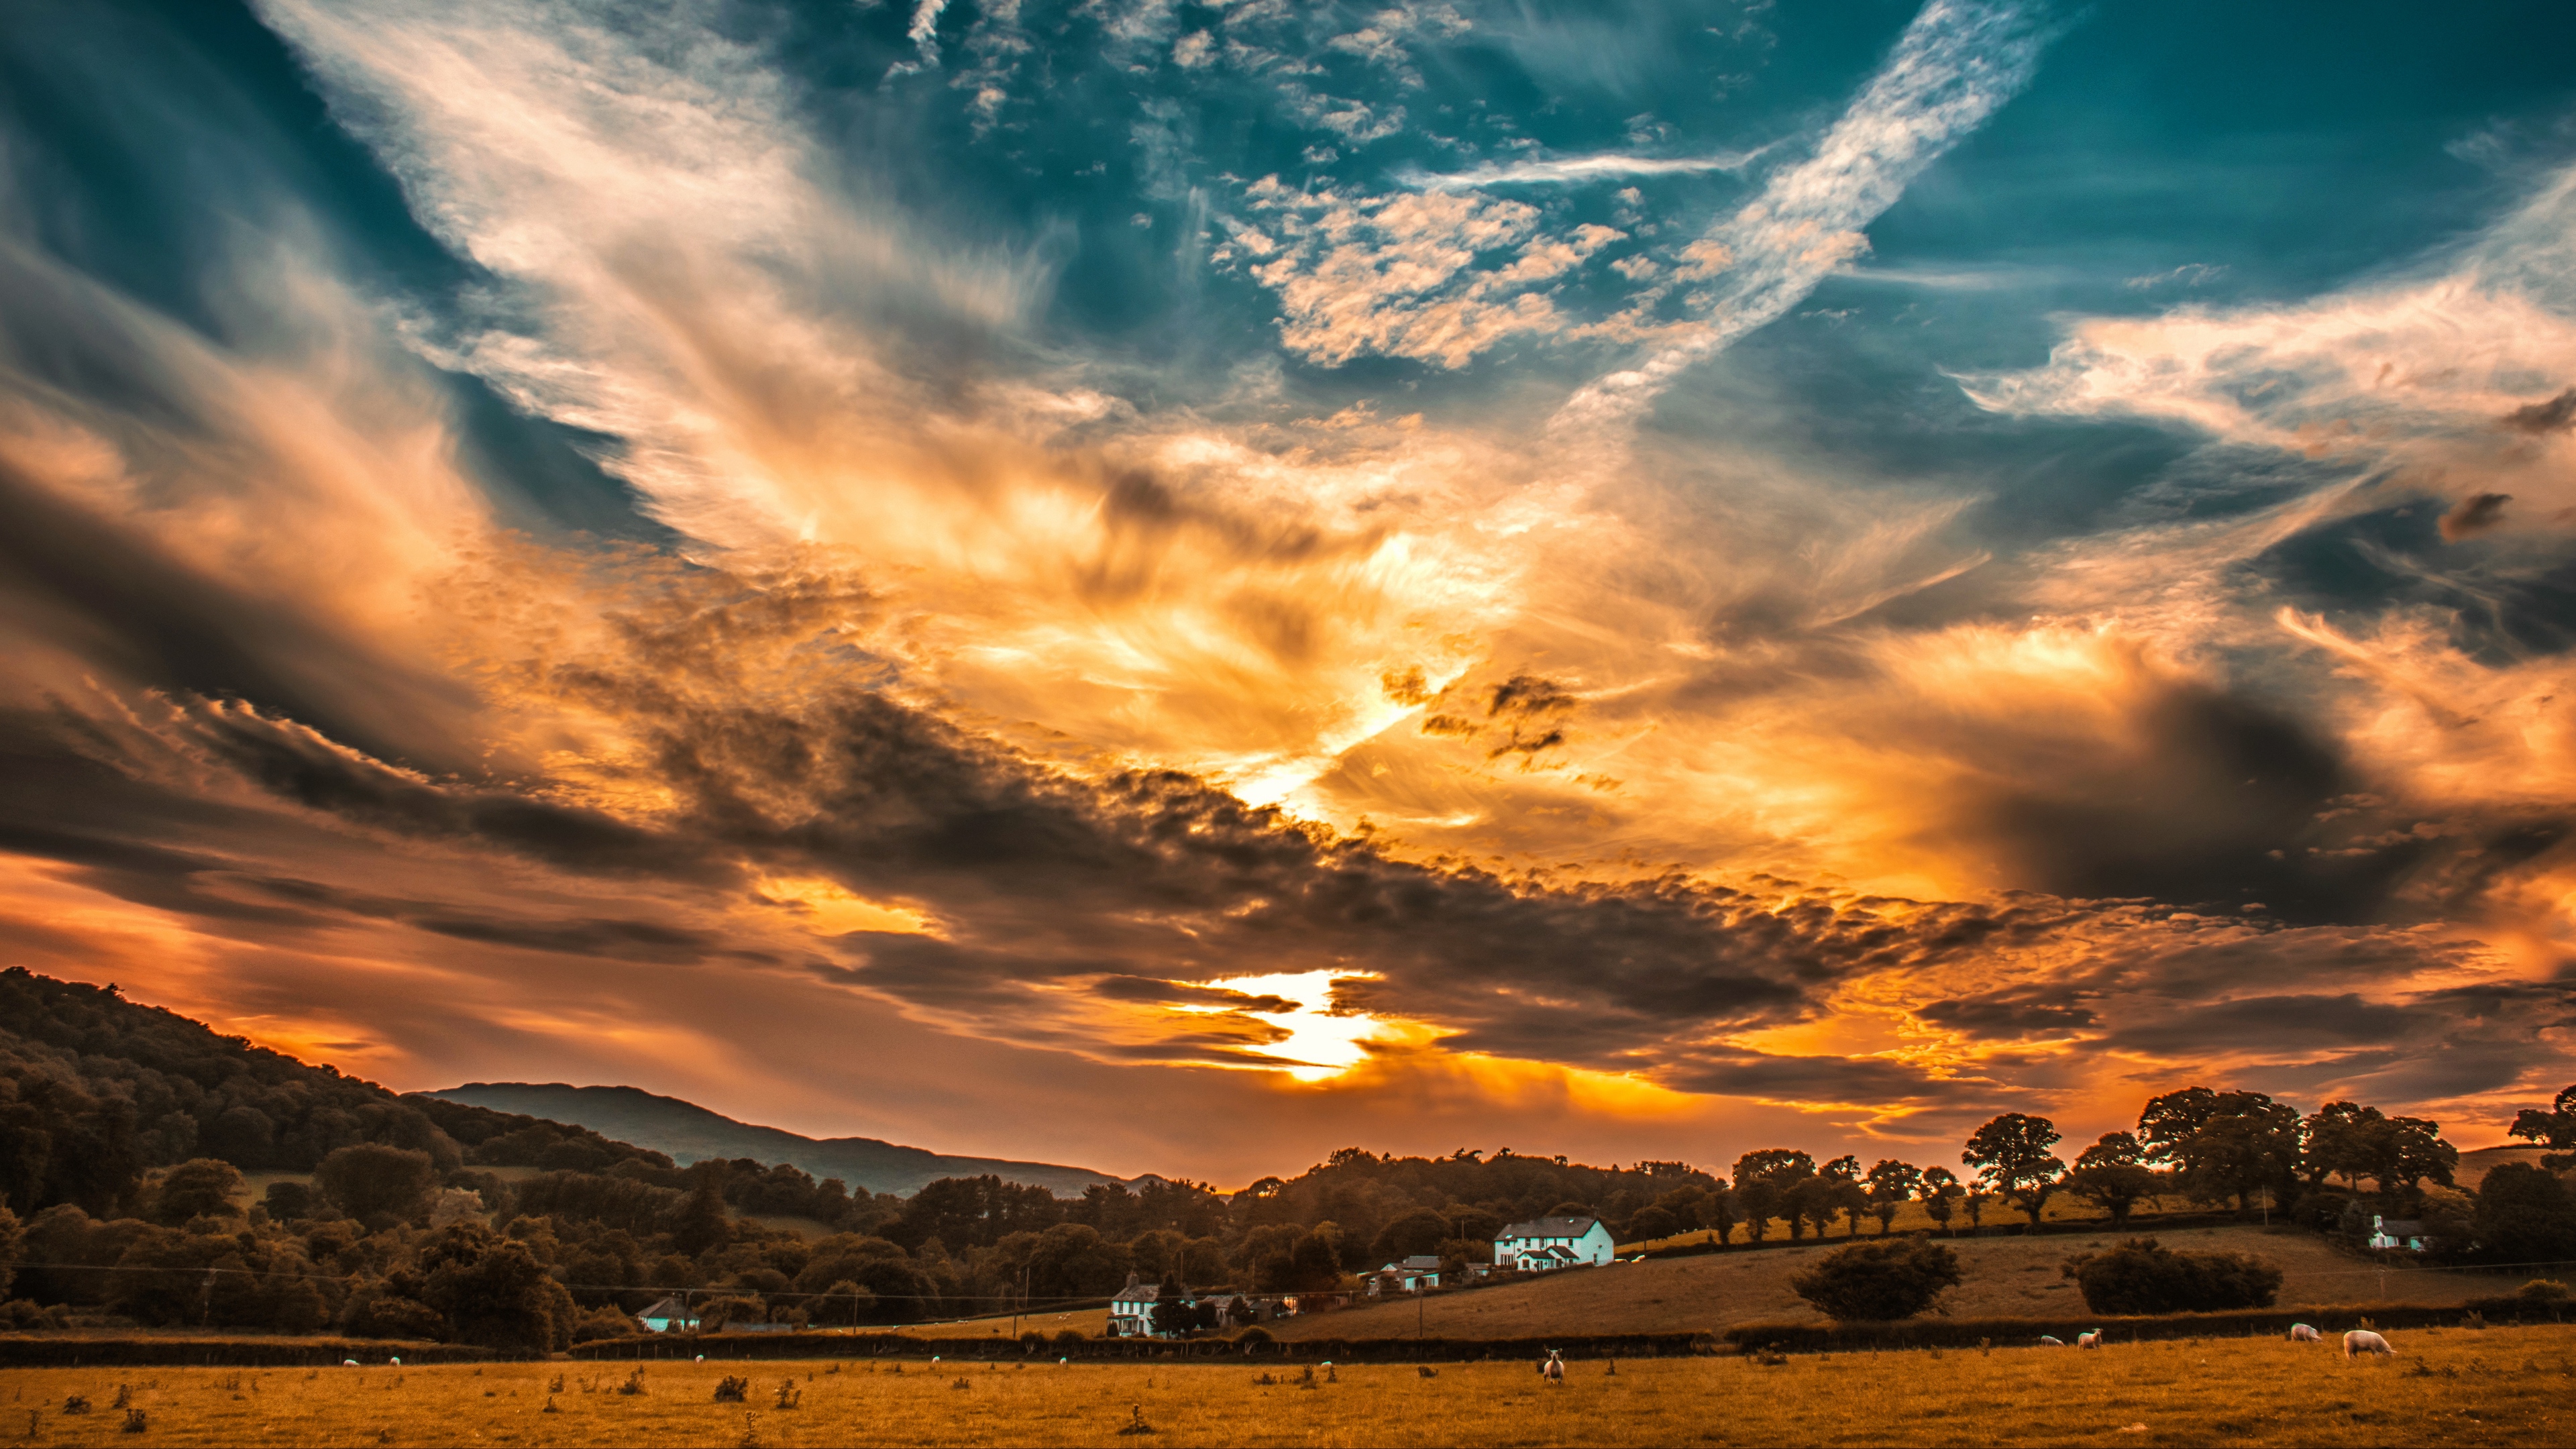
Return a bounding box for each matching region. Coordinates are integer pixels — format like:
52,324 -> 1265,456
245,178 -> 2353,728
1865,1161 -> 1923,1236
1963,1114 -> 2065,1229
2065,1133 -> 2157,1226
2510,1085 -> 2576,1172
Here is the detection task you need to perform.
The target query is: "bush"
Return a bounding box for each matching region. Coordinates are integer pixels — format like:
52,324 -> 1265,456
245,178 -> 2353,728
2060,1238 -> 2282,1315
1053,1328 -> 1087,1346
570,1307 -> 639,1343
1788,1239 -> 1962,1321
2518,1279 -> 2571,1305
1234,1325 -> 1273,1346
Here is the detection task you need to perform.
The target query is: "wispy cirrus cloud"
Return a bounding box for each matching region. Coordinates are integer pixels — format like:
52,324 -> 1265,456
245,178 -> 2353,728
1400,147 -> 1776,191
1556,0 -> 2058,433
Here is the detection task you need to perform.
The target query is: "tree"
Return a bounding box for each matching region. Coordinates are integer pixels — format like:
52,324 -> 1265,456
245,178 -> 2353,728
1865,1161 -> 1923,1236
148,1159 -> 244,1227
2059,1238 -> 2283,1315
2302,1102 -> 2382,1189
2381,1117 -> 2457,1197
1919,1168 -> 1962,1236
1962,1114 -> 2065,1229
1697,1183 -> 1739,1245
1622,1205 -> 1680,1244
2510,1085 -> 2576,1171
812,1279 -> 875,1328
671,1163 -> 731,1257
417,1223 -> 577,1352
2065,1133 -> 2158,1227
1821,1157 -> 1868,1238
2139,1087 -> 2300,1214
2469,1164 -> 2576,1267
1788,1240 -> 1962,1321
313,1144 -> 437,1225
1733,1151 -> 1814,1242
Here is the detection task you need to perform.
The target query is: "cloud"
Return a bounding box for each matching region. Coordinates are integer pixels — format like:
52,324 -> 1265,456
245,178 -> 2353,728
1403,148 -> 1775,191
1554,0 -> 2057,433
2440,492 -> 2512,541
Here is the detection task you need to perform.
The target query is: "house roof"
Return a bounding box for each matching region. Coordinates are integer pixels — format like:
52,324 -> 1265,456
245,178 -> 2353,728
1397,1255 -> 1443,1271
637,1295 -> 698,1320
1498,1216 -> 1601,1240
2377,1219 -> 2426,1234
1113,1283 -> 1188,1303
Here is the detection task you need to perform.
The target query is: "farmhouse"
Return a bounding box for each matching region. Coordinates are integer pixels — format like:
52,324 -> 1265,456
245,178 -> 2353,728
635,1294 -> 701,1334
2368,1214 -> 2428,1252
1495,1215 -> 1614,1270
1108,1274 -> 1193,1337
1366,1255 -> 1444,1295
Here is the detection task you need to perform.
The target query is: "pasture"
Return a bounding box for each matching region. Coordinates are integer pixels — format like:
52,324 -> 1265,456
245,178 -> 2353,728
3,1324 -> 2569,1447
1273,1224 -> 2532,1342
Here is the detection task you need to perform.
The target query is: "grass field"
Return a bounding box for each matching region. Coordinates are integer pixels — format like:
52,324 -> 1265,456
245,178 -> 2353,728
6,1324 -> 2570,1446
1274,1225 -> 2532,1342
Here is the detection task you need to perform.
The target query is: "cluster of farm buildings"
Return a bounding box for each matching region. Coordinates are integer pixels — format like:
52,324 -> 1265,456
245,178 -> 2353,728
629,1216 -> 1619,1338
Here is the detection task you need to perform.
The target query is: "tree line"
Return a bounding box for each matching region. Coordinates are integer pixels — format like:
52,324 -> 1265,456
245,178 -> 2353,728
0,968 -> 2567,1352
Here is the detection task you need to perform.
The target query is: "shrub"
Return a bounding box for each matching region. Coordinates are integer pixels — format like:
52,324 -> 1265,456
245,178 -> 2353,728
2518,1279 -> 2571,1305
1788,1238 -> 1962,1321
570,1306 -> 640,1343
1234,1325 -> 1273,1346
1053,1328 -> 1087,1346
2060,1238 -> 2282,1315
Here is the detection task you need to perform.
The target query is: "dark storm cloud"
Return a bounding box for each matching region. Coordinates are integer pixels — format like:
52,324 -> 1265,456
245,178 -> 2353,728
1915,991 -> 2098,1038
1089,975 -> 1304,1014
0,460 -> 472,769
2501,388 -> 2576,435
1958,680 -> 2372,919
2102,992 -> 2421,1053
2439,492 -> 2512,541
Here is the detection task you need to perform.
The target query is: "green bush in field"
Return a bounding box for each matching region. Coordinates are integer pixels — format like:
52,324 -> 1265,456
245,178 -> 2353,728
1788,1238 -> 1962,1321
2059,1238 -> 2282,1315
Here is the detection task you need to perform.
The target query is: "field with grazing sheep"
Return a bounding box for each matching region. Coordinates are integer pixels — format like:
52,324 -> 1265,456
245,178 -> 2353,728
1271,1224 -> 2531,1343
3,1323 -> 2570,1447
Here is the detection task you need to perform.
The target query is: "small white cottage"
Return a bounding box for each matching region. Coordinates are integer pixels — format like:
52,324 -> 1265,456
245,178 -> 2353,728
636,1294 -> 702,1333
1494,1216 -> 1614,1270
2367,1215 -> 2427,1252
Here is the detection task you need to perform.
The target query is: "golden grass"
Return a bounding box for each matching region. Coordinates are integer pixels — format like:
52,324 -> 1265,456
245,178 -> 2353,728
7,1324 -> 2571,1446
884,1309 -> 1110,1341
1279,1225 -> 2531,1342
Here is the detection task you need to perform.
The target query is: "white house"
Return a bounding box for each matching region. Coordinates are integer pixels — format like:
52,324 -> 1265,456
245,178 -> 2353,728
1108,1275 -> 1187,1338
2367,1215 -> 2427,1252
636,1294 -> 701,1334
1365,1256 -> 1444,1296
1495,1216 -> 1615,1271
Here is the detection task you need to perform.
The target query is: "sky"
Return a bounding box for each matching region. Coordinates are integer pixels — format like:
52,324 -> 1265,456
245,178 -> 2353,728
1,0 -> 2572,1185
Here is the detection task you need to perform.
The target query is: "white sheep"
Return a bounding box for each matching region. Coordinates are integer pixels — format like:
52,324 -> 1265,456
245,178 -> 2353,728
388,1356 -> 401,1366
1540,1350 -> 1565,1383
341,1360 -> 358,1367
2288,1324 -> 2320,1343
2076,1331 -> 2102,1349
2343,1330 -> 2395,1359
2035,1335 -> 2063,1346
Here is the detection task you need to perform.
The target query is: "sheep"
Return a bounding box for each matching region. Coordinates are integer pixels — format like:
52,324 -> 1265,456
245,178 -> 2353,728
388,1356 -> 401,1366
2343,1330 -> 2396,1359
2035,1336 -> 2064,1346
340,1360 -> 358,1368
2076,1332 -> 2102,1350
1540,1350 -> 1565,1383
2289,1324 -> 2321,1344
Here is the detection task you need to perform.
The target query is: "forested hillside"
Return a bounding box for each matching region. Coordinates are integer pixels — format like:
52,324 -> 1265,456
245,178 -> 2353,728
429,1082 -> 1122,1196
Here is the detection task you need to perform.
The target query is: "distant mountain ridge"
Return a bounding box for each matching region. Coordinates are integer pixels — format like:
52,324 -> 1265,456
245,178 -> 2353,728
428,1081 -> 1127,1198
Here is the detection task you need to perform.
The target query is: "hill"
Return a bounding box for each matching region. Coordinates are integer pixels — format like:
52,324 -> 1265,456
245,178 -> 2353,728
0,967 -> 669,1214
427,1081 -> 1126,1197
1269,1224 -> 2537,1342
